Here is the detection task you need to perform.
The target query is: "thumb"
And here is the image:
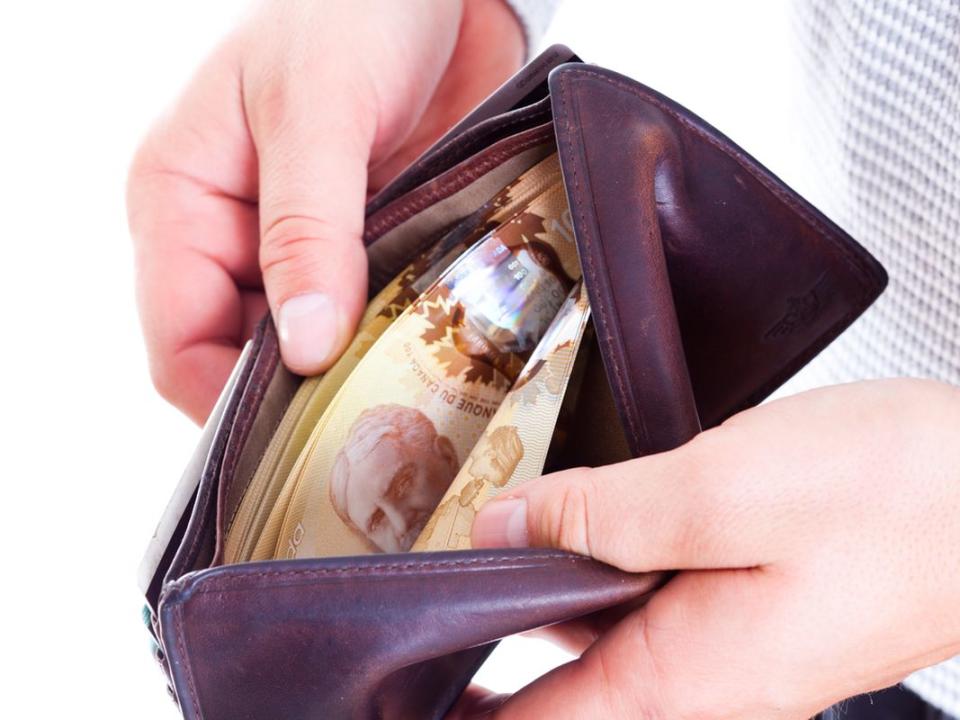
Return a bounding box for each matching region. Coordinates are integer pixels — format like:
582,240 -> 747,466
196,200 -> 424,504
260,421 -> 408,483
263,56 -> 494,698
471,431 -> 772,572
247,81 -> 373,375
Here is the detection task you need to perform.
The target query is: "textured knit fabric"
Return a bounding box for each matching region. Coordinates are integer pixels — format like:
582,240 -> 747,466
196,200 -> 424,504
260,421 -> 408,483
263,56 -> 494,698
792,1 -> 960,715
822,684 -> 956,718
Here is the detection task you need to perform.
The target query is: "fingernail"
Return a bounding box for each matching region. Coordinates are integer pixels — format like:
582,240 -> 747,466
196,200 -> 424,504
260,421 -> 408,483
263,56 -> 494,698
472,498 -> 528,548
277,293 -> 340,372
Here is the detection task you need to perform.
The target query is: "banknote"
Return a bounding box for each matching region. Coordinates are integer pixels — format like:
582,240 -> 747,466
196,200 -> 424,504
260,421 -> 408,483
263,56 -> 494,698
231,154 -> 565,563
232,244 -> 466,561
271,179 -> 580,560
411,281 -> 591,552
229,237 -> 463,564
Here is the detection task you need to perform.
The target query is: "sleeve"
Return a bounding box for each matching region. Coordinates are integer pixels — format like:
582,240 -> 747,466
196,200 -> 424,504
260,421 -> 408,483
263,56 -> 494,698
504,0 -> 563,56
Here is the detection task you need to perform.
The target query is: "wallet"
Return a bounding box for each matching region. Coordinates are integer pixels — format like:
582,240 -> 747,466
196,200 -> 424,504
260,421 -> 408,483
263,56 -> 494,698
140,45 -> 887,720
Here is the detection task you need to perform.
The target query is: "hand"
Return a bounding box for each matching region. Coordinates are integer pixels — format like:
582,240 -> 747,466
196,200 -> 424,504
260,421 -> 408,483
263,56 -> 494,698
127,0 -> 524,423
462,378 -> 960,719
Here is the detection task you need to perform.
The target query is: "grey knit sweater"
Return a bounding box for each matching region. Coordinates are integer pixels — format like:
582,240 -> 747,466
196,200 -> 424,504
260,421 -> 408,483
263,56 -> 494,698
508,0 -> 960,714
793,1 -> 960,714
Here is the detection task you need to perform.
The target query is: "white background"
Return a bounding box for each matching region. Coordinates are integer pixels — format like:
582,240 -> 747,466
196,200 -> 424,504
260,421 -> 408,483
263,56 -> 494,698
0,1 -> 803,716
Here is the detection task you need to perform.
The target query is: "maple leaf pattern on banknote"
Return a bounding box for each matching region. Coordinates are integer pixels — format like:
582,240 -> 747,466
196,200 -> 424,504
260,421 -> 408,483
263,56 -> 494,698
376,269 -> 420,322
463,357 -> 500,386
416,286 -> 512,390
418,287 -> 455,347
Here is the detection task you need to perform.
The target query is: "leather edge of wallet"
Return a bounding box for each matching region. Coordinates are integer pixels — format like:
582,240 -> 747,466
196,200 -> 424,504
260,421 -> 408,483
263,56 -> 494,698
158,550 -> 665,719
548,63 -> 888,429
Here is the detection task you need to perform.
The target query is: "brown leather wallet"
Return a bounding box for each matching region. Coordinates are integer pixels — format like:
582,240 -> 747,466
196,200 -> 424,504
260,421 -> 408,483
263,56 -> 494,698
140,46 -> 887,720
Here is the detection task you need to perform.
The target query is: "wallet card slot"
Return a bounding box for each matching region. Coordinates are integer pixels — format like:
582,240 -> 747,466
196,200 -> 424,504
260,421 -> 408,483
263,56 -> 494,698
366,95 -> 553,216
140,341 -> 255,608
163,317 -> 274,588
364,124 -> 555,291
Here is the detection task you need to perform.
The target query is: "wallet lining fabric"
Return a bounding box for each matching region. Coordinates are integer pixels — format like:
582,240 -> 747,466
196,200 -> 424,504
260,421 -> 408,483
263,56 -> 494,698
218,361 -> 300,551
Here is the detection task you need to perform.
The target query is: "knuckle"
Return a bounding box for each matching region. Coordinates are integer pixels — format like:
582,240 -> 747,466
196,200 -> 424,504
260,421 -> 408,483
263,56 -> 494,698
247,67 -> 298,138
247,61 -> 375,147
259,215 -> 343,279
125,140 -> 163,236
540,470 -> 601,558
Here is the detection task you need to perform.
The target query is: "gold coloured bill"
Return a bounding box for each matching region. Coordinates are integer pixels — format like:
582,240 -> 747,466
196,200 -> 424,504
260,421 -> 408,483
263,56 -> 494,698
272,180 -> 579,559
230,154 -> 565,563
412,282 -> 591,552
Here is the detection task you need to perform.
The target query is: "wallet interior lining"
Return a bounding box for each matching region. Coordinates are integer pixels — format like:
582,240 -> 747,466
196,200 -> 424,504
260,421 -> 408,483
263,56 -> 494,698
219,361 -> 300,545
366,95 -> 553,216
365,126 -> 556,292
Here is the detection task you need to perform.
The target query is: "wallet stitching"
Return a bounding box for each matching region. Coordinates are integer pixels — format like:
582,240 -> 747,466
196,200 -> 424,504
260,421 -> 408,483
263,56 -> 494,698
174,602 -> 203,719
557,71 -> 645,450
365,128 -> 552,239
377,102 -> 553,209
406,104 -> 549,185
178,553 -> 589,595
565,69 -> 884,423
425,101 -> 551,170
364,126 -> 554,242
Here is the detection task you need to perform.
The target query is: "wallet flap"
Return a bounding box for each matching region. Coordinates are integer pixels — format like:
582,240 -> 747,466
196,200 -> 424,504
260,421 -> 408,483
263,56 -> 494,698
159,550 -> 661,720
549,65 -> 887,437
551,69 -> 703,457
139,339 -> 253,608
163,319 -> 281,589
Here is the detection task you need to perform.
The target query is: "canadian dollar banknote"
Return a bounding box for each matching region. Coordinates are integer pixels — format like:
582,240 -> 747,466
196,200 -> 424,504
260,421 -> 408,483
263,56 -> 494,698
411,281 -> 591,552
271,179 -> 579,559
226,154 -> 563,563
229,235 -> 461,563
